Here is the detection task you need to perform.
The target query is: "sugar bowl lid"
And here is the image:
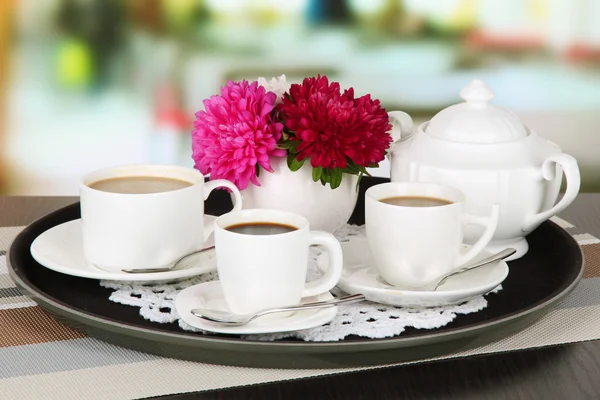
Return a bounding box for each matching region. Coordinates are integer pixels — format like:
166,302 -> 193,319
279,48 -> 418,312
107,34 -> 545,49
425,80 -> 528,143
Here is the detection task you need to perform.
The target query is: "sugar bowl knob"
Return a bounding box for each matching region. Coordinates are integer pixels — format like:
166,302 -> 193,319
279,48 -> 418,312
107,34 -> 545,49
460,79 -> 495,106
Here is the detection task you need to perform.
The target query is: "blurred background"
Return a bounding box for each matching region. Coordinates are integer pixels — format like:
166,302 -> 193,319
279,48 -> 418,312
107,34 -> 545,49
1,0 -> 599,195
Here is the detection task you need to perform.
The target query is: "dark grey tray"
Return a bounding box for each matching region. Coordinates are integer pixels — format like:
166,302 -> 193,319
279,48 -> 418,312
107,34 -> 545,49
7,178 -> 584,369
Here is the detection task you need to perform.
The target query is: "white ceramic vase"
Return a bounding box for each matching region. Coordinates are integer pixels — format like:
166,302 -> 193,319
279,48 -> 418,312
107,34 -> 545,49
239,156 -> 359,233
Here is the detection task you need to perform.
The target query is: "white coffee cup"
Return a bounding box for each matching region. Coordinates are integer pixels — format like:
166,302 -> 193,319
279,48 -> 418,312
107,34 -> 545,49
214,209 -> 344,315
365,182 -> 499,290
80,164 -> 242,272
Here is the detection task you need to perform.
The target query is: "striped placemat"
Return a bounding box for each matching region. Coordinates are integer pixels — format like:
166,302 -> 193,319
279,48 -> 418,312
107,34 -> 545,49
1,217 -> 599,400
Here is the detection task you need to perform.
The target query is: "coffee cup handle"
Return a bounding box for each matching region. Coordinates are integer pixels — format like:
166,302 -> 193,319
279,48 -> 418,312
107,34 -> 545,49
454,205 -> 500,268
302,231 -> 343,298
202,179 -> 243,243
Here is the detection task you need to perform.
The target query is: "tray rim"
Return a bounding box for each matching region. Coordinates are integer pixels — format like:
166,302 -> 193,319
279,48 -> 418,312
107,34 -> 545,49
6,201 -> 585,364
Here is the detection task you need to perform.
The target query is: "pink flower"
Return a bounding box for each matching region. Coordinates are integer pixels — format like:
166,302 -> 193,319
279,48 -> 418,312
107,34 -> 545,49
191,80 -> 285,190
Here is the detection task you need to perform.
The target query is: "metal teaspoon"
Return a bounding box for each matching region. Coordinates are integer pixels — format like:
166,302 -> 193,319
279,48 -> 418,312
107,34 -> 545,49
190,294 -> 366,326
382,248 -> 516,292
121,246 -> 215,274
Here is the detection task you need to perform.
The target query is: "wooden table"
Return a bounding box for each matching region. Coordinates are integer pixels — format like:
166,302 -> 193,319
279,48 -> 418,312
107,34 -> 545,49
2,195 -> 600,400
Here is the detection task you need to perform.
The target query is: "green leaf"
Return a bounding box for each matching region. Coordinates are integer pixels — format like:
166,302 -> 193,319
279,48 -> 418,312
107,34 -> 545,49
255,164 -> 261,177
312,166 -> 323,182
342,162 -> 360,175
278,139 -> 300,152
320,169 -> 329,186
287,153 -> 305,171
357,165 -> 372,177
330,168 -> 343,189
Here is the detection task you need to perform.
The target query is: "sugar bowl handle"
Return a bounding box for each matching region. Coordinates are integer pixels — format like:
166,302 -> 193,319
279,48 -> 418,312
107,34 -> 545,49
522,154 -> 580,233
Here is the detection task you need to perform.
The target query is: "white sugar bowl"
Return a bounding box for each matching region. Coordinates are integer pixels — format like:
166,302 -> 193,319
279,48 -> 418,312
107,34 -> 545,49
387,80 -> 580,260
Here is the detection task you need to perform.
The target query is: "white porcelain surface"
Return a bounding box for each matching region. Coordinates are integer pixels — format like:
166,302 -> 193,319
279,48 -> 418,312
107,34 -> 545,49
239,156 -> 359,233
176,281 -> 337,334
388,80 -> 581,260
214,209 -> 344,315
79,164 -> 242,272
336,237 -> 509,307
30,218 -> 217,281
366,182 -> 499,290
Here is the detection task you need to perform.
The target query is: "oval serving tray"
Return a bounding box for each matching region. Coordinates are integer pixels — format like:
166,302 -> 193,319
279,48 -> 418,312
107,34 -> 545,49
7,178 -> 584,369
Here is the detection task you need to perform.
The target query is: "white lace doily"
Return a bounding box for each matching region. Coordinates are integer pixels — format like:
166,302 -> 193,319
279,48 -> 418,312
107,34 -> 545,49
100,224 -> 501,342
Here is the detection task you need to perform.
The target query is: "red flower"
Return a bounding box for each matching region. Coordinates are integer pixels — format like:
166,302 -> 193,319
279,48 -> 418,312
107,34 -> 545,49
277,76 -> 392,169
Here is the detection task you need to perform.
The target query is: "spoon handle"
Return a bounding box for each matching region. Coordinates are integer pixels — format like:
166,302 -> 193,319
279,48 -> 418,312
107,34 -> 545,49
255,294 -> 365,319
434,248 -> 516,290
121,246 -> 216,274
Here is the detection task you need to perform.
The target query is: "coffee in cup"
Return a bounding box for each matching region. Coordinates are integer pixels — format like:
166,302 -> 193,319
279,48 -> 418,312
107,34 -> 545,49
379,195 -> 452,207
88,176 -> 193,194
225,222 -> 298,235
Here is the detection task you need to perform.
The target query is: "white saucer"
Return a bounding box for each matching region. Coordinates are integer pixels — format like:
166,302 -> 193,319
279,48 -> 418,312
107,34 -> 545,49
30,217 -> 217,282
335,237 -> 509,307
176,281 -> 338,335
